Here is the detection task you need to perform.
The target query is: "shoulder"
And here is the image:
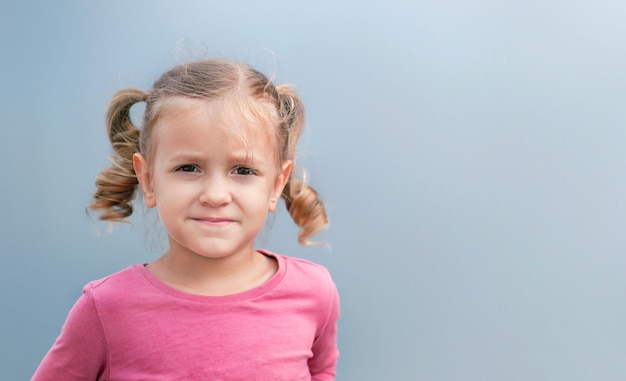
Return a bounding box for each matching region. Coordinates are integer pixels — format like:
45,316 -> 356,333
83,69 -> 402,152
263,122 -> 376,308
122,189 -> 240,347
82,265 -> 148,307
282,255 -> 334,284
262,250 -> 338,303
260,249 -> 334,284
84,265 -> 141,290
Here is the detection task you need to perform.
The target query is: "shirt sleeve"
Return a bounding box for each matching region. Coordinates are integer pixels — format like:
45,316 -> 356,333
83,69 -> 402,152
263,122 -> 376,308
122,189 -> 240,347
32,288 -> 109,381
308,277 -> 340,381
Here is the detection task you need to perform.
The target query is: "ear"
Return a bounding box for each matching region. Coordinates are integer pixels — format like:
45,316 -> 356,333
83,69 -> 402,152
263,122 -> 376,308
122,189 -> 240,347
133,153 -> 157,208
268,160 -> 292,212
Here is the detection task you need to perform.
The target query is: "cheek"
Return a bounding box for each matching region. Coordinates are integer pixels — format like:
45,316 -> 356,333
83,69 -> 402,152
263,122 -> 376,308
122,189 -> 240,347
235,182 -> 274,205
153,179 -> 195,205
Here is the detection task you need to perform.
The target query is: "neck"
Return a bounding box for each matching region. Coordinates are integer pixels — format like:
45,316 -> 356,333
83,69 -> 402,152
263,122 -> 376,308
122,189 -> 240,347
146,245 -> 276,296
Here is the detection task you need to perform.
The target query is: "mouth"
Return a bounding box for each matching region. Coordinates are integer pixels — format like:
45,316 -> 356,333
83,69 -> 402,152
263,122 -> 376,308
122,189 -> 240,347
191,217 -> 235,226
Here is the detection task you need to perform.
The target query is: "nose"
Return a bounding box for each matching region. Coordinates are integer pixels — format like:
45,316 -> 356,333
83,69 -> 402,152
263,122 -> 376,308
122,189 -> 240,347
199,173 -> 232,207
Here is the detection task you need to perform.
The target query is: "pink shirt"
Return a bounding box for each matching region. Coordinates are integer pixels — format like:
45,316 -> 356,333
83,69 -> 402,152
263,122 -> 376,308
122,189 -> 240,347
33,251 -> 339,380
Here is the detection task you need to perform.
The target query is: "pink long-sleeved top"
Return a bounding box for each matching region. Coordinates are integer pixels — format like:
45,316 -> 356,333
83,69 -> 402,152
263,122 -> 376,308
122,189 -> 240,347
33,251 -> 339,381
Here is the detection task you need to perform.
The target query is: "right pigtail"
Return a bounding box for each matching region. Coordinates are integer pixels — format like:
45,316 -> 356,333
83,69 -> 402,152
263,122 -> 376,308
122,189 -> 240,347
88,89 -> 146,221
276,85 -> 329,245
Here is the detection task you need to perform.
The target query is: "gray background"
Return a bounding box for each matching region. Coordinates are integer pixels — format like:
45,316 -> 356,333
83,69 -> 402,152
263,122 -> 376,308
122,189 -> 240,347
2,1 -> 626,380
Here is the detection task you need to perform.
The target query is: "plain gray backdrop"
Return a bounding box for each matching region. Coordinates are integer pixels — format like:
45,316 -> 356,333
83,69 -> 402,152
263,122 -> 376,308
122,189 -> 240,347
2,1 -> 626,380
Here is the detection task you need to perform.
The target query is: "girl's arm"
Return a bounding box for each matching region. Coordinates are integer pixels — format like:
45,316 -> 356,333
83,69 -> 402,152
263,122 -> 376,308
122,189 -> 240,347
309,282 -> 340,381
32,289 -> 108,381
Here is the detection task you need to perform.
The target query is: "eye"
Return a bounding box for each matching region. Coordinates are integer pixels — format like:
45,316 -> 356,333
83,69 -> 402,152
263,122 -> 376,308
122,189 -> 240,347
176,164 -> 200,173
232,166 -> 256,176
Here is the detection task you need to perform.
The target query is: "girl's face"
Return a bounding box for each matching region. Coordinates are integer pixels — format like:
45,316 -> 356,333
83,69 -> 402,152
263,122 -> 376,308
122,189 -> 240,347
134,97 -> 291,262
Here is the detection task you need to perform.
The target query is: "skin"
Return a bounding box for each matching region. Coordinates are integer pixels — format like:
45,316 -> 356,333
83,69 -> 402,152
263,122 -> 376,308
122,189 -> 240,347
133,97 -> 292,296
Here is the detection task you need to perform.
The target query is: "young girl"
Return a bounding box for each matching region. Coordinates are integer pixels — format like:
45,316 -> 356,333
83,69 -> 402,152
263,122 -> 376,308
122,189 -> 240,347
33,59 -> 339,380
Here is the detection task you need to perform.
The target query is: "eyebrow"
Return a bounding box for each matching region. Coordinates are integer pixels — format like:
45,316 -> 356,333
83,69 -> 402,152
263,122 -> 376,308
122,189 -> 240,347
166,151 -> 261,165
166,152 -> 207,163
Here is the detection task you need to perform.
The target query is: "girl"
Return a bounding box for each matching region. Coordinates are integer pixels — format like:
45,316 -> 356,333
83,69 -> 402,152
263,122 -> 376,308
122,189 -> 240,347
33,59 -> 339,380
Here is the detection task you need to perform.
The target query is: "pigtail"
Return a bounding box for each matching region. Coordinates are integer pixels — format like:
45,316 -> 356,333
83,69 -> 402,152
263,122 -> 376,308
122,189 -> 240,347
88,88 -> 146,221
276,85 -> 329,245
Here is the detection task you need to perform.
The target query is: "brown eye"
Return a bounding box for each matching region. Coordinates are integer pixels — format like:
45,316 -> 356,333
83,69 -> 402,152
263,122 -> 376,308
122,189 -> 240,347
233,167 -> 256,176
177,164 -> 199,172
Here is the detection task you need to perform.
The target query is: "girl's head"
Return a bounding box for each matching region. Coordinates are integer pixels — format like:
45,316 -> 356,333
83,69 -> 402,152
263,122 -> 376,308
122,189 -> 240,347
90,59 -> 328,244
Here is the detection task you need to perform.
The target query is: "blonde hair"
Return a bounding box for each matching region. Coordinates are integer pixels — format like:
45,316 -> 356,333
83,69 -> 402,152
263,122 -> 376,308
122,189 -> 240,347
89,59 -> 328,244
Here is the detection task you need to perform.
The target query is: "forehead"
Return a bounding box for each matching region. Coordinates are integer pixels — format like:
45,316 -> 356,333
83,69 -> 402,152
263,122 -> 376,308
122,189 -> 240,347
152,96 -> 278,156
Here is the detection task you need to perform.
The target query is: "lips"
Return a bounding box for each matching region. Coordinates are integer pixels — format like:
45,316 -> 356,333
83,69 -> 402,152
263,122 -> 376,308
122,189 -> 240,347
191,217 -> 235,226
